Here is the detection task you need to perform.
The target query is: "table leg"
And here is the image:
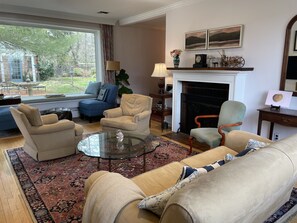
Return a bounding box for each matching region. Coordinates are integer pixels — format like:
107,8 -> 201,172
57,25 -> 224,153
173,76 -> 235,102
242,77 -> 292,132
97,157 -> 101,170
257,113 -> 262,136
108,159 -> 111,172
143,153 -> 146,172
269,122 -> 274,140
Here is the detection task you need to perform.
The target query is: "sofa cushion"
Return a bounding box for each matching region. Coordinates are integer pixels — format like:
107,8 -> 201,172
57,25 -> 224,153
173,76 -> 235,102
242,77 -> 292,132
18,103 -> 43,126
132,162 -> 185,196
138,171 -> 199,216
181,146 -> 237,167
85,81 -> 101,95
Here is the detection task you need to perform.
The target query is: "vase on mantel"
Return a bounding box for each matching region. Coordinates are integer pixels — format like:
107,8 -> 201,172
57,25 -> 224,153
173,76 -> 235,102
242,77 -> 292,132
173,56 -> 180,68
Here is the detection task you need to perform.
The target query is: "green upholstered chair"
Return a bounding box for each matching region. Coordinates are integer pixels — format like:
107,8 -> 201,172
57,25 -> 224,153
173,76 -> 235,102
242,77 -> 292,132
189,100 -> 246,154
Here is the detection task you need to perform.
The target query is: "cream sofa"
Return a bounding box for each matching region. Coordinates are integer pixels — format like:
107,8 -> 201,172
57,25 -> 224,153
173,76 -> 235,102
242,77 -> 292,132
83,130 -> 297,223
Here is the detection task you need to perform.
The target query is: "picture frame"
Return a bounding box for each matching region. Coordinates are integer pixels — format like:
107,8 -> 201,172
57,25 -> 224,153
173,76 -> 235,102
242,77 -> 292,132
265,90 -> 293,108
208,25 -> 243,50
293,30 -> 297,51
185,30 -> 207,50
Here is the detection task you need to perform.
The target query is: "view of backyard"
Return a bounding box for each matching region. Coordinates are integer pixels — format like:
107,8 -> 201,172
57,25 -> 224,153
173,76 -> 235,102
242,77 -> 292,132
0,24 -> 99,96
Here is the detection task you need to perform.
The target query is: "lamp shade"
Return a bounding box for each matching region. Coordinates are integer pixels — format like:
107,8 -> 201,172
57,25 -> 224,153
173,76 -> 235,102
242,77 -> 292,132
151,63 -> 168,77
106,61 -> 120,71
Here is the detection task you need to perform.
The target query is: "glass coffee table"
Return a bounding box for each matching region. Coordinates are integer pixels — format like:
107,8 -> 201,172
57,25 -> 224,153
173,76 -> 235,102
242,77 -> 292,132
77,131 -> 159,172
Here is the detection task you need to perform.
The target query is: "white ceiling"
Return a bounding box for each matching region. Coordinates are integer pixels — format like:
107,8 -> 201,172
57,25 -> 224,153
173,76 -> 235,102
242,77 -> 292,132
0,0 -> 192,26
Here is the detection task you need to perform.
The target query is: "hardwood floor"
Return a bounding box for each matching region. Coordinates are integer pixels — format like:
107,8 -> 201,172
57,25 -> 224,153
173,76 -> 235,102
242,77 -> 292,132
0,120 -> 179,223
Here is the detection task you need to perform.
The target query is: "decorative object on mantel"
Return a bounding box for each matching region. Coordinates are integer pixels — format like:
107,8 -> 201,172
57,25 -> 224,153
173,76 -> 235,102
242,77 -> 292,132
219,50 -> 245,68
265,90 -> 293,110
193,54 -> 207,68
151,63 -> 168,94
170,49 -> 182,68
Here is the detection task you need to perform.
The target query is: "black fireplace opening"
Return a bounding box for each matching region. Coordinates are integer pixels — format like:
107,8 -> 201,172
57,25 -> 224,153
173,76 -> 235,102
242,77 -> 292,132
180,81 -> 229,134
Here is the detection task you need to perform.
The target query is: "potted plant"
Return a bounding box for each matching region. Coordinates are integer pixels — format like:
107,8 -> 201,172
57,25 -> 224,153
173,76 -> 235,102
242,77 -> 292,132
115,69 -> 133,97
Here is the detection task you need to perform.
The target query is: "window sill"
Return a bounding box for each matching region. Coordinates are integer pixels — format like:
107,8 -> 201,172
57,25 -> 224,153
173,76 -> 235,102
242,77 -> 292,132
21,93 -> 96,104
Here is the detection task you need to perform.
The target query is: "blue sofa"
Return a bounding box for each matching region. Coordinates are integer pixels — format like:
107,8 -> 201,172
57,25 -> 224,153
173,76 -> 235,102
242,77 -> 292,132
0,107 -> 18,131
79,83 -> 118,122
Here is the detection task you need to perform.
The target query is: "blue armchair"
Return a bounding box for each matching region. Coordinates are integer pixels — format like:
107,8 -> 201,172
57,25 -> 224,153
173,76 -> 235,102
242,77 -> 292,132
0,107 -> 18,131
79,83 -> 118,122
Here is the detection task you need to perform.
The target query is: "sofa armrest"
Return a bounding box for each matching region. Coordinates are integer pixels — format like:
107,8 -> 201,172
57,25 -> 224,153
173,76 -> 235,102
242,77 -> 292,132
224,130 -> 272,153
133,110 -> 151,123
41,114 -> 59,124
83,172 -> 146,223
29,120 -> 75,135
103,107 -> 123,118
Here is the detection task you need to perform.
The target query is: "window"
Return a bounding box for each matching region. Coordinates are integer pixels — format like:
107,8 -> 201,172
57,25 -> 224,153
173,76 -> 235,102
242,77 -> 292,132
0,21 -> 102,97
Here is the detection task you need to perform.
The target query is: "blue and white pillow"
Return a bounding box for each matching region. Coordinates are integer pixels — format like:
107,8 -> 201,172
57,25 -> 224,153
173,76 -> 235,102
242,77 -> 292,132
224,139 -> 270,163
177,159 -> 225,182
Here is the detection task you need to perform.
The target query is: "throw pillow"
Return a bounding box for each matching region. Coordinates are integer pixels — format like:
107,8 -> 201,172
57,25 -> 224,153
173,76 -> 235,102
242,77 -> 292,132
138,171 -> 199,216
224,139 -> 270,163
97,88 -> 109,101
85,81 -> 101,95
177,159 -> 225,182
18,103 -> 43,126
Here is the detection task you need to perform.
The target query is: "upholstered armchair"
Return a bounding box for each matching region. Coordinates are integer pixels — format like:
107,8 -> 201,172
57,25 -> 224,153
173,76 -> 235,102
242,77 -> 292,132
100,94 -> 153,135
189,100 -> 246,154
10,103 -> 83,161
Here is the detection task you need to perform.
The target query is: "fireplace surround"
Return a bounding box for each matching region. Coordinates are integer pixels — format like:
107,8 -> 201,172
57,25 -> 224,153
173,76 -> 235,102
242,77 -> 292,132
169,67 -> 253,132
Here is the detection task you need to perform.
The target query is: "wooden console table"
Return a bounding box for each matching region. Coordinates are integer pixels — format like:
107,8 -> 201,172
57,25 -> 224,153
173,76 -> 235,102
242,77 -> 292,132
149,93 -> 172,130
257,107 -> 297,139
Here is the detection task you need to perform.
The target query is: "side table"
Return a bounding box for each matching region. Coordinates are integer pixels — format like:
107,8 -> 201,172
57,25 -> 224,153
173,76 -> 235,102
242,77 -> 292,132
149,93 -> 172,130
257,107 -> 297,139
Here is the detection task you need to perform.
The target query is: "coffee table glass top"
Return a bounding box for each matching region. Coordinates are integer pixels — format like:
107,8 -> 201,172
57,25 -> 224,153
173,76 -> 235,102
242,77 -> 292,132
77,131 -> 156,160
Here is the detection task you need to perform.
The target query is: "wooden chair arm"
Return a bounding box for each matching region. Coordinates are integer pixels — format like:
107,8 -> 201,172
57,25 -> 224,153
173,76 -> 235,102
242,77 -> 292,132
194,115 -> 219,128
218,122 -> 243,145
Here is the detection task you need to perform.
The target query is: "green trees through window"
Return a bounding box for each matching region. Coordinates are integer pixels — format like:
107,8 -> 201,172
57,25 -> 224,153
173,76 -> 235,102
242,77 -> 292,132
0,24 -> 99,96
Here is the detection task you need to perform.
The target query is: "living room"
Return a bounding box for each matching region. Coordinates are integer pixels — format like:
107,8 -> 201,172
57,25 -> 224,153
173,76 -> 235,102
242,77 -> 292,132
1,0 -> 297,222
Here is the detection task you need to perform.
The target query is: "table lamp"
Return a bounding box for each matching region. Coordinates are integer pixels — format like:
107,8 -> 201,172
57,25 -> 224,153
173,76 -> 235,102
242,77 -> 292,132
151,63 -> 168,94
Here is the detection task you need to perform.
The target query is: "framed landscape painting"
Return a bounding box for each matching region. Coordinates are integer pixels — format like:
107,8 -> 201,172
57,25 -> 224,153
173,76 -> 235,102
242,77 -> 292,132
185,30 -> 207,50
208,25 -> 243,49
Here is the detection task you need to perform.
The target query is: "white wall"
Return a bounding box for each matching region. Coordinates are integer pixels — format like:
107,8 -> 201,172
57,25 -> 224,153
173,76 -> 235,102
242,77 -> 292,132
165,0 -> 297,139
114,25 -> 165,95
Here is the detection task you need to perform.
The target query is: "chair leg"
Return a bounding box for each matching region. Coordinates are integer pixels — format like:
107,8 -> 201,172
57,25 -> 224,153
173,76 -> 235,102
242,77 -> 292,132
188,136 -> 194,155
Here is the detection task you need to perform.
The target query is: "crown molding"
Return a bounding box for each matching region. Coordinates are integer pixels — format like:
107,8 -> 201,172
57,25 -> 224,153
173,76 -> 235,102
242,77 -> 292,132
118,0 -> 198,26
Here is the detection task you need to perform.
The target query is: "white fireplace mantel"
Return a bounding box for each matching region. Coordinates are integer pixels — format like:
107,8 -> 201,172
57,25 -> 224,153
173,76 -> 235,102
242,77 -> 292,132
169,68 -> 253,132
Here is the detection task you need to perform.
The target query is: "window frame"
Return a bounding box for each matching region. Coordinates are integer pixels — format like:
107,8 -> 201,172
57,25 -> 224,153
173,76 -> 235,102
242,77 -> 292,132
0,12 -> 104,97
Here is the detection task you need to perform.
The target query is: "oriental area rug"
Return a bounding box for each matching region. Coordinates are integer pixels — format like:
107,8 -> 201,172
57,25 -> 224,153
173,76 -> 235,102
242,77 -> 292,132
6,136 -> 193,223
6,135 -> 297,223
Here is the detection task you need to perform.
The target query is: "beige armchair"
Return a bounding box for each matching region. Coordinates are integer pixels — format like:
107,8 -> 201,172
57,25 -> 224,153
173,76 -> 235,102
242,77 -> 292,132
10,103 -> 83,161
100,94 -> 153,135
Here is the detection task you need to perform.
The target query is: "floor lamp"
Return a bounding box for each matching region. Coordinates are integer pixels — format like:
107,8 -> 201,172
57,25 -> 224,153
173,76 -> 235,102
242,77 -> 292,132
106,60 -> 120,82
151,63 -> 168,94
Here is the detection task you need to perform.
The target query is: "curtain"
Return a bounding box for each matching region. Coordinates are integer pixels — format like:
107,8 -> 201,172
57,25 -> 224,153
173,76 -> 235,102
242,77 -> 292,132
100,24 -> 114,83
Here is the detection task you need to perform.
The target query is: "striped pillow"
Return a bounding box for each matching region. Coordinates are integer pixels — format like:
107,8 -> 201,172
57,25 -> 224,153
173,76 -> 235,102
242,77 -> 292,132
177,159 -> 225,182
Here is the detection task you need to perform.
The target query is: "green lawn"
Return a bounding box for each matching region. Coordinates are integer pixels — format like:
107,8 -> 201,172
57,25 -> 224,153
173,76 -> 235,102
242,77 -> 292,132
41,76 -> 96,94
